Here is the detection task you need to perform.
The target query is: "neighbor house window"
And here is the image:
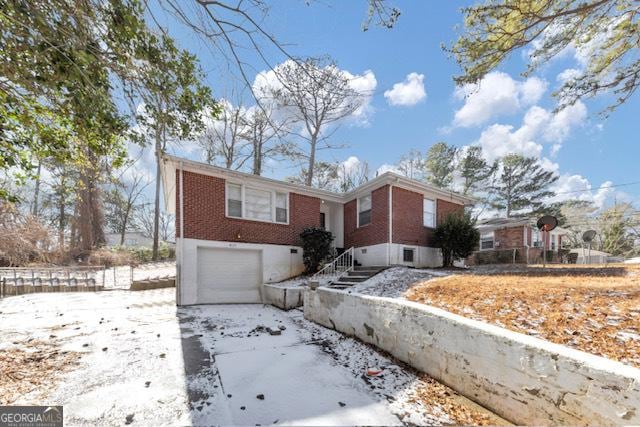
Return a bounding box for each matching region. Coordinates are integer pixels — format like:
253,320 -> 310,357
319,212 -> 326,229
423,198 -> 436,228
227,183 -> 243,218
226,183 -> 289,224
532,229 -> 543,247
245,187 -> 272,221
358,194 -> 372,227
403,248 -> 415,263
275,192 -> 288,223
480,232 -> 494,250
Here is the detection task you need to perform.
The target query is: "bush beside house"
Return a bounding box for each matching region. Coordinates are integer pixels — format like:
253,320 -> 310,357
300,227 -> 334,274
434,214 -> 479,267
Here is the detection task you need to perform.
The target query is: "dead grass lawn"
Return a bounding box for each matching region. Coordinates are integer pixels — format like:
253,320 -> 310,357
405,264 -> 640,368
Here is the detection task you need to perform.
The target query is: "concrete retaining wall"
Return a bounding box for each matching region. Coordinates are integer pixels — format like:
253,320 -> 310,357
263,284 -> 304,310
304,288 -> 640,426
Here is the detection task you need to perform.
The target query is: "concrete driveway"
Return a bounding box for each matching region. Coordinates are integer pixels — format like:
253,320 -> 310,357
0,288 -> 495,426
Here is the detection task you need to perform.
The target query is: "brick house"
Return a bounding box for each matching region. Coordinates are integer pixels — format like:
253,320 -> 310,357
161,155 -> 473,304
472,217 -> 567,264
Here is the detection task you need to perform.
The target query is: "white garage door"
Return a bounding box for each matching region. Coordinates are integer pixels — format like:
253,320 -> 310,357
196,247 -> 262,304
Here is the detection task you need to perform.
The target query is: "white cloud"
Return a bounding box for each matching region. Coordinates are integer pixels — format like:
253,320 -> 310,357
543,101 -> 587,142
475,102 -> 587,162
452,72 -> 548,128
375,163 -> 400,176
476,123 -> 543,163
253,60 -> 377,127
557,68 -> 582,83
384,73 -> 426,106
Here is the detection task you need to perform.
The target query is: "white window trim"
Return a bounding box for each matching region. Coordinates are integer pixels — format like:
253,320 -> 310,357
402,247 -> 416,264
479,231 -> 495,251
357,193 -> 372,228
225,181 -> 289,225
423,198 -> 436,228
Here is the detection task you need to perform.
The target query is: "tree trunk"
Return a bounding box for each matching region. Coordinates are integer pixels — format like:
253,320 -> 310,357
152,127 -> 162,261
32,161 -> 41,217
58,172 -> 66,250
306,136 -> 317,186
253,141 -> 262,175
120,205 -> 131,246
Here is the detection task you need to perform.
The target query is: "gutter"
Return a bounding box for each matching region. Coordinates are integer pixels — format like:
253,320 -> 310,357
178,161 -> 184,306
388,183 -> 393,266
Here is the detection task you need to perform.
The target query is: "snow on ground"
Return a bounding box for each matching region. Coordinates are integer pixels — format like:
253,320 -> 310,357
268,275 -> 310,288
351,267 -> 451,298
0,288 -> 494,426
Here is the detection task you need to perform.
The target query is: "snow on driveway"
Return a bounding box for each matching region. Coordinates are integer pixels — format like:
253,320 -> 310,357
0,288 -> 495,426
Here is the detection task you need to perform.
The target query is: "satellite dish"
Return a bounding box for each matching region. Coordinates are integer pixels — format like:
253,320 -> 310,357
537,215 -> 558,232
582,230 -> 597,243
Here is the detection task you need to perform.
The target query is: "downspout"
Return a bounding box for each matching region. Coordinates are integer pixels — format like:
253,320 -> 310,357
178,161 -> 185,306
388,184 -> 393,266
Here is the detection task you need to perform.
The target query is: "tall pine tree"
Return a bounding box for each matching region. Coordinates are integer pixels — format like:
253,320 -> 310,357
491,154 -> 558,217
425,142 -> 457,188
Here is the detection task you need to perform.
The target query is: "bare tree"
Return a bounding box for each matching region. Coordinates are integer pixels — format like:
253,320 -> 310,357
104,170 -> 151,246
242,106 -> 295,175
336,159 -> 370,192
198,100 -> 251,170
395,149 -> 427,180
136,205 -> 175,242
259,57 -> 366,186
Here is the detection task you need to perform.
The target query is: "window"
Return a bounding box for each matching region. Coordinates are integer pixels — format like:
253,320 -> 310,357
532,229 -> 543,247
226,183 -> 289,224
480,232 -> 494,250
245,187 -> 272,221
275,192 -> 288,223
403,248 -> 415,263
319,212 -> 326,229
551,234 -> 557,250
227,183 -> 243,218
358,194 -> 372,227
423,198 -> 436,228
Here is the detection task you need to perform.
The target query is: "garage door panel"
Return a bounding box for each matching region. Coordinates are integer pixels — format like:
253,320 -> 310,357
197,248 -> 262,304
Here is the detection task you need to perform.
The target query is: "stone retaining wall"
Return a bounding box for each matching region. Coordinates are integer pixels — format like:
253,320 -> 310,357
304,288 -> 640,426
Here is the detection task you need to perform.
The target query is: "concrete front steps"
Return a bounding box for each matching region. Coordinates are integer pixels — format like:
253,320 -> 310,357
327,266 -> 387,289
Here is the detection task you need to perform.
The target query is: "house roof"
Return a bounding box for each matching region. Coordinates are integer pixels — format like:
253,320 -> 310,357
160,154 -> 475,214
477,217 -> 568,234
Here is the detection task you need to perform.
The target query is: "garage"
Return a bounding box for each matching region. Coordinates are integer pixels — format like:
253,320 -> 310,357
196,247 -> 263,304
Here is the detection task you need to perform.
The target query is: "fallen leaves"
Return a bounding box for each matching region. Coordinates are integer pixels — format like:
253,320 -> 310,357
405,265 -> 640,368
0,339 -> 81,405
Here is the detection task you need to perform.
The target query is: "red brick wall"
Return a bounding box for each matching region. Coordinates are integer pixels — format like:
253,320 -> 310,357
391,188 -> 465,246
494,225 -> 525,249
392,187 -> 431,245
437,199 -> 465,224
176,170 -> 320,245
344,185 -> 390,248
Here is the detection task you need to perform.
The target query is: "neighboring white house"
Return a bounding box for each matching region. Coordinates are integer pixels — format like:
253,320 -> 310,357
105,231 -> 154,248
569,248 -> 612,264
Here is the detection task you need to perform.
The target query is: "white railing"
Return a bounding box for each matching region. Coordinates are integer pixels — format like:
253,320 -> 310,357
312,247 -> 355,285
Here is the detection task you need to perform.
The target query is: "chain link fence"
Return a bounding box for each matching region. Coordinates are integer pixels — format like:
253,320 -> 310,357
0,261 -> 176,297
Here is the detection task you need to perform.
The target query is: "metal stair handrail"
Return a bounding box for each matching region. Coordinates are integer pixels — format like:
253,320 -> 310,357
312,247 -> 355,284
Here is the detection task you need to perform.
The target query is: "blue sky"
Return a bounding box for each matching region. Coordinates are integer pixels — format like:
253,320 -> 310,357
142,0 -> 640,209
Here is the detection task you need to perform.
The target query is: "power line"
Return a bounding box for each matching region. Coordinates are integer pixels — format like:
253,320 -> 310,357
552,180 -> 640,196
